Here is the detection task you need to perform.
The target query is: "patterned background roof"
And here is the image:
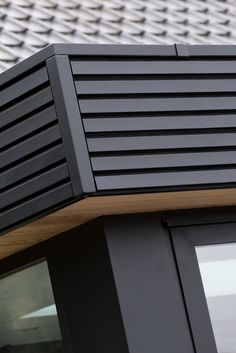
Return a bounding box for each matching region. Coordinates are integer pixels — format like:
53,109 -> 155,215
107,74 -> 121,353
1,0 -> 236,73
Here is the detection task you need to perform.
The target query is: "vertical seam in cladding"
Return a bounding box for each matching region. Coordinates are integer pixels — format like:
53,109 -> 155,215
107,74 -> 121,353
46,55 -> 80,197
68,56 -> 96,193
175,44 -> 190,58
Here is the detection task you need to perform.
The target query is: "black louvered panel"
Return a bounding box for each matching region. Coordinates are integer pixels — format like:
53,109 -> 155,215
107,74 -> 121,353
0,145 -> 65,190
0,86 -> 53,130
1,67 -> 49,108
0,183 -> 74,233
0,124 -> 62,170
0,164 -> 69,210
73,56 -> 236,192
0,64 -> 74,233
0,106 -> 57,150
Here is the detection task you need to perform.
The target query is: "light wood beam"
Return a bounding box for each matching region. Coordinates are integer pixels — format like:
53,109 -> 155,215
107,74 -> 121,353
1,188 -> 236,260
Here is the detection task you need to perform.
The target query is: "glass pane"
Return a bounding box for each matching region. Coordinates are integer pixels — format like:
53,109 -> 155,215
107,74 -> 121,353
196,243 -> 236,353
0,261 -> 63,353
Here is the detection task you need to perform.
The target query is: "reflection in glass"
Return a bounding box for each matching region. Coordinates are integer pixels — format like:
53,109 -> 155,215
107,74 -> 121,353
0,261 -> 63,353
196,243 -> 236,353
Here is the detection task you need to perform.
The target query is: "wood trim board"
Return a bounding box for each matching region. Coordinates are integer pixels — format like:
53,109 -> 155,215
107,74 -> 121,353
2,187 -> 236,260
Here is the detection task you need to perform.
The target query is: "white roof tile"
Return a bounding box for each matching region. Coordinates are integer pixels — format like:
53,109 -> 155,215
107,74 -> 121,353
1,0 -> 236,72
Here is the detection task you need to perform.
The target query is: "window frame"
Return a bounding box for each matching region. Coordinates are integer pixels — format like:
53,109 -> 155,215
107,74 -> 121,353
170,220 -> 236,353
0,233 -> 69,353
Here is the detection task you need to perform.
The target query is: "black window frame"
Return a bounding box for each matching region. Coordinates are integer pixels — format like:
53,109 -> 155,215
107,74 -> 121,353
170,216 -> 236,353
0,231 -> 70,353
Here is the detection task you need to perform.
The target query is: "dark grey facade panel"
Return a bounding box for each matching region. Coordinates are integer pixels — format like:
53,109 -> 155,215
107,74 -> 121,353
3,44 -> 236,233
0,60 -> 76,234
72,46 -> 236,192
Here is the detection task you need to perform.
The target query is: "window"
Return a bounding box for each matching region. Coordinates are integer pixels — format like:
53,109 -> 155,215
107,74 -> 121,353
0,260 -> 63,353
170,222 -> 236,353
196,243 -> 236,353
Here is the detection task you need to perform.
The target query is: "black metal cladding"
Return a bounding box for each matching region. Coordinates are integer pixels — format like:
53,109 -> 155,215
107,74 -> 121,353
2,44 -> 236,234
0,63 -> 74,233
72,47 -> 236,191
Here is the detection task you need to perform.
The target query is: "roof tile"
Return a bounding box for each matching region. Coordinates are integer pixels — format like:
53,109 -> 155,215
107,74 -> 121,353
1,0 -> 236,72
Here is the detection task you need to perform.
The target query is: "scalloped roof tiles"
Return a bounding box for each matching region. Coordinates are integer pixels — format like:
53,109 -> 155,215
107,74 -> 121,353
1,0 -> 236,72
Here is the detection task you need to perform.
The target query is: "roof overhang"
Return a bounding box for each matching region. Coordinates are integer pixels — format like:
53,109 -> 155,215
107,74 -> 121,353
2,43 -> 236,258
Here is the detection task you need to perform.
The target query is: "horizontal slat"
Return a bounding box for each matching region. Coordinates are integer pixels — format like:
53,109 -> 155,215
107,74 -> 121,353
0,86 -> 53,130
91,151 -> 236,171
83,114 -> 236,133
1,67 -> 48,107
72,60 -> 236,76
87,133 -> 236,152
0,164 -> 69,210
0,183 -> 74,232
0,125 -> 61,170
0,144 -> 65,191
0,106 -> 57,150
76,79 -> 236,95
95,169 -> 236,190
80,96 -> 236,114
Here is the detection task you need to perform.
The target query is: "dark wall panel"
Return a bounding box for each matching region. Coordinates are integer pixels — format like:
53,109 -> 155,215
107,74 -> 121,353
0,63 -> 74,233
71,52 -> 236,192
